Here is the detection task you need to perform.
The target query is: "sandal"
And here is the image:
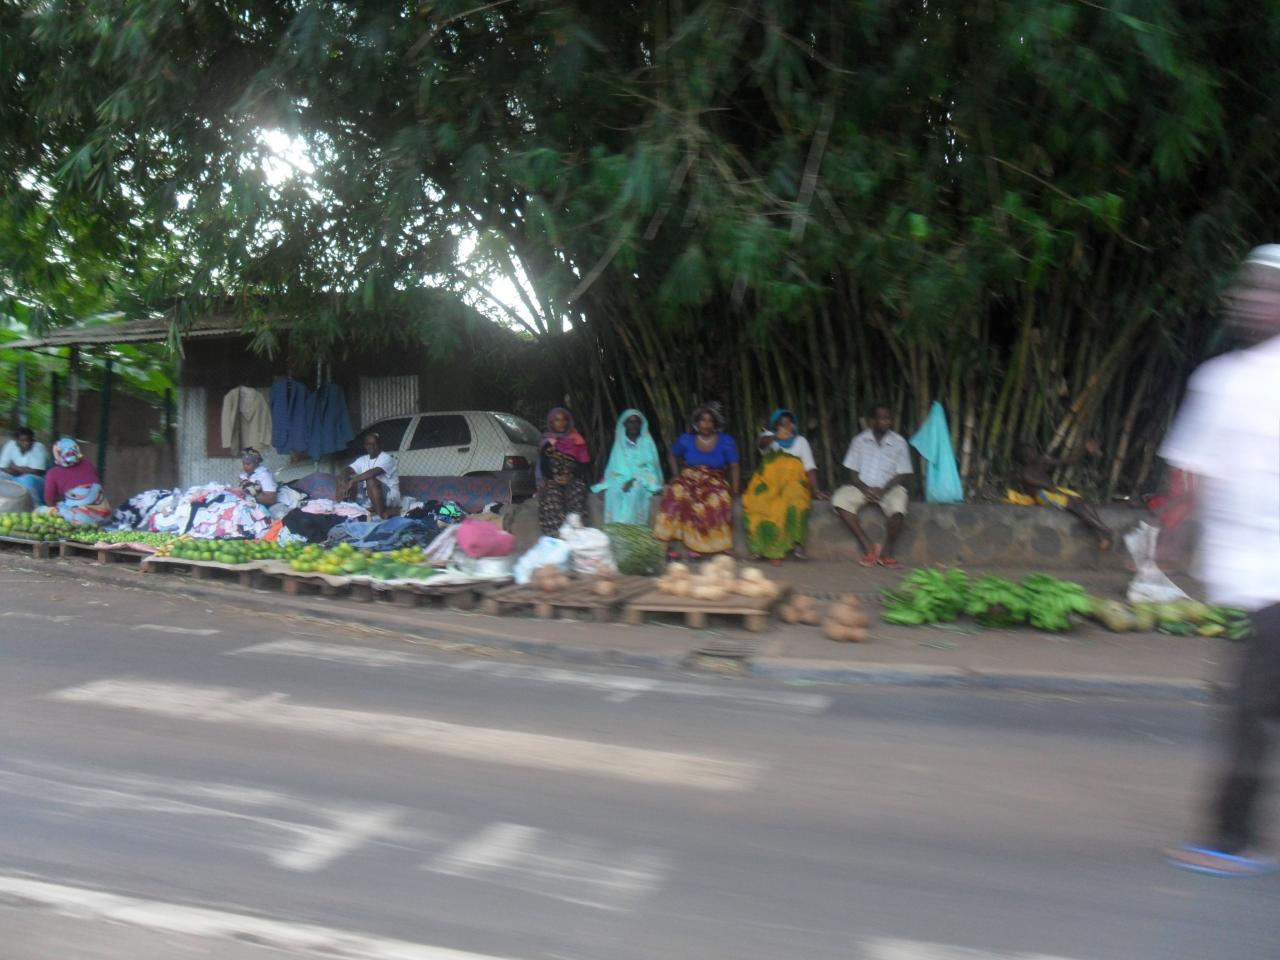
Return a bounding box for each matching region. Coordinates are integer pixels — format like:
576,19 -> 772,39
858,549 -> 879,568
878,556 -> 901,569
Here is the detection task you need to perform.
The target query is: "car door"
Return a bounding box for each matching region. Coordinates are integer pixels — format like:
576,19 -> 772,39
401,413 -> 475,477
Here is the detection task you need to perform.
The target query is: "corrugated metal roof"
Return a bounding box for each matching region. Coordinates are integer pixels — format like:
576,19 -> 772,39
7,313 -> 250,349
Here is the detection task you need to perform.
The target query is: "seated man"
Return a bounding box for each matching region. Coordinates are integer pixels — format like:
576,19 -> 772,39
831,404 -> 913,567
1015,438 -> 1112,551
0,426 -> 49,505
337,431 -> 401,519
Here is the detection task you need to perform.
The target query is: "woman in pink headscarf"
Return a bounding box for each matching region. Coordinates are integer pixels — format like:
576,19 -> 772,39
537,407 -> 591,535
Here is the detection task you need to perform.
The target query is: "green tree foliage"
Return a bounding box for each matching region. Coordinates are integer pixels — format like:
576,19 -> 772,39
3,0 -> 1278,493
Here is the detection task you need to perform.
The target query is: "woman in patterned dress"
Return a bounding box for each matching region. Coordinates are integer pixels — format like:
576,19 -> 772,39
653,403 -> 740,559
536,407 -> 592,535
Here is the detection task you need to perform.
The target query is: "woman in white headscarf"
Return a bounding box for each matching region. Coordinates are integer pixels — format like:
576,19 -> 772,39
592,409 -> 663,526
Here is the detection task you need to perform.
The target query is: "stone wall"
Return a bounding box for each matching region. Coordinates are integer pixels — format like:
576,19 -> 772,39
507,493 -> 1148,571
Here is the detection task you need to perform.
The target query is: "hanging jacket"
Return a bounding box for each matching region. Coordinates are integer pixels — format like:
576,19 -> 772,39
909,401 -> 965,503
307,383 -> 356,459
220,386 -> 273,453
271,378 -> 312,455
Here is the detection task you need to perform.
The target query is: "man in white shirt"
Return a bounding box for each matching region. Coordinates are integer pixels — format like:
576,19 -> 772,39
1162,245 -> 1280,878
831,404 -> 913,567
338,431 -> 400,518
0,426 -> 50,506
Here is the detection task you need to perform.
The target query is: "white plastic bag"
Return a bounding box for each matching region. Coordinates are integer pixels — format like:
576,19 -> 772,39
0,479 -> 33,513
558,513 -> 618,577
1124,521 -> 1189,604
513,536 -> 572,585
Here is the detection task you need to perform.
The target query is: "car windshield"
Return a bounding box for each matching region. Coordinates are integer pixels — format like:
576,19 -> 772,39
490,412 -> 541,447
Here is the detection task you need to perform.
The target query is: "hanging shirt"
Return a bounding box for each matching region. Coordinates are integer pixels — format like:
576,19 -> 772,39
909,402 -> 964,503
349,451 -> 400,503
271,378 -> 312,455
0,440 -> 48,472
221,386 -> 273,452
842,429 -> 912,488
671,432 -> 739,469
759,432 -> 816,472
307,384 -> 355,459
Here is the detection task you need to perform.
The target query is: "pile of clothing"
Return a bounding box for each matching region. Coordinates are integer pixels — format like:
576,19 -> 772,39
112,485 -> 274,540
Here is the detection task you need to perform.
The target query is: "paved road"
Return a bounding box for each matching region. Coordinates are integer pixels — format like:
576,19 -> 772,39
0,569 -> 1273,959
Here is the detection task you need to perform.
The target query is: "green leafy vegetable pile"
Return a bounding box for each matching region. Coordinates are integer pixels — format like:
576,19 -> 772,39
881,568 -> 1236,637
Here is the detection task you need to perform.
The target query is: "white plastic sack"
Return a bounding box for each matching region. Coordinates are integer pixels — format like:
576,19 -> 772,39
0,479 -> 32,514
558,513 -> 618,577
513,536 -> 572,585
1124,521 -> 1189,604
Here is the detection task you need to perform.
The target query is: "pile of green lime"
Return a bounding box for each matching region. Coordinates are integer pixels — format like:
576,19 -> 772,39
66,529 -> 176,547
288,542 -> 434,580
167,538 -> 304,565
0,511 -> 74,541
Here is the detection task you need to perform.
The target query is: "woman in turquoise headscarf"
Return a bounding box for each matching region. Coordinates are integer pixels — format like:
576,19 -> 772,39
592,409 -> 663,526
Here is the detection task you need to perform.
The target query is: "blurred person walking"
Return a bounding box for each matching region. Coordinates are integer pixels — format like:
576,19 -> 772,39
1162,245 -> 1280,877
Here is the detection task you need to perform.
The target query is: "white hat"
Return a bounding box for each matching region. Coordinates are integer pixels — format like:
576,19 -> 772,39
1245,244 -> 1280,271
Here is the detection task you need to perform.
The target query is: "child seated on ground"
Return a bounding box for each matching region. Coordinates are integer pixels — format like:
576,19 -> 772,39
1014,439 -> 1113,551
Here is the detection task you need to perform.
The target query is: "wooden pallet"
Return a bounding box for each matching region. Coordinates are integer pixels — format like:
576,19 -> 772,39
140,556 -> 261,588
481,576 -> 654,622
273,570 -> 495,610
621,585 -> 790,633
60,540 -> 152,565
0,535 -> 57,559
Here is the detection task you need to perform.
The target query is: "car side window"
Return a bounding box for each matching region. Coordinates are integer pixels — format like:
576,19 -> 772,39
363,417 -> 413,454
409,414 -> 472,450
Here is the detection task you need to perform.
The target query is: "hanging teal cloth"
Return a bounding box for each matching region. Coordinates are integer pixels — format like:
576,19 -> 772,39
909,401 -> 964,503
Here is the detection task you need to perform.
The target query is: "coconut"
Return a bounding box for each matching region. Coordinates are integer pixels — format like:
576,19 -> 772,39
800,608 -> 823,626
779,603 -> 800,624
830,603 -> 869,629
593,579 -> 619,599
690,582 -> 729,602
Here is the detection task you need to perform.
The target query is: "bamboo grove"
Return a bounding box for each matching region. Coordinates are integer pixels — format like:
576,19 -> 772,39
3,1 -> 1279,495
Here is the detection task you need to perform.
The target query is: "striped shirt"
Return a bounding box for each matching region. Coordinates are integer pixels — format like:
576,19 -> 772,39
841,429 -> 912,488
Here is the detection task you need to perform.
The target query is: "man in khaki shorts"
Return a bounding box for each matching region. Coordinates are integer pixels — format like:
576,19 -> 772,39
832,404 -> 913,567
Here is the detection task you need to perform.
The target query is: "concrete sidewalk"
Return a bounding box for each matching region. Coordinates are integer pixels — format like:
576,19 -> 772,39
2,552 -> 1230,703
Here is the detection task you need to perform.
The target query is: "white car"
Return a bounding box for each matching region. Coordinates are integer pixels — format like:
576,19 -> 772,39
282,410 -> 542,500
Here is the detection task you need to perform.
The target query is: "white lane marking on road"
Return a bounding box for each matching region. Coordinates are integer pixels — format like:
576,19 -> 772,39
0,762 -> 423,873
48,679 -> 760,791
273,807 -> 404,872
427,821 -> 667,912
866,938 -> 1084,960
1,610 -> 76,623
136,623 -> 221,636
232,638 -> 831,713
0,875 -> 519,960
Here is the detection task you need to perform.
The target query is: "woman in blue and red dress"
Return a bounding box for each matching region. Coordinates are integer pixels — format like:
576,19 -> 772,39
654,403 -> 740,559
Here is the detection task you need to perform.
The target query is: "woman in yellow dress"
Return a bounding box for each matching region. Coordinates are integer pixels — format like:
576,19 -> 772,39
742,409 -> 827,563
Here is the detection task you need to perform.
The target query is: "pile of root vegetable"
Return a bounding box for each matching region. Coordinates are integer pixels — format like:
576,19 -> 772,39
656,556 -> 782,601
881,567 -> 1250,639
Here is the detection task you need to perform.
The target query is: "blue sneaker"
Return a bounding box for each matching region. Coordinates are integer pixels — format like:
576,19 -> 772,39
1166,845 -> 1279,878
